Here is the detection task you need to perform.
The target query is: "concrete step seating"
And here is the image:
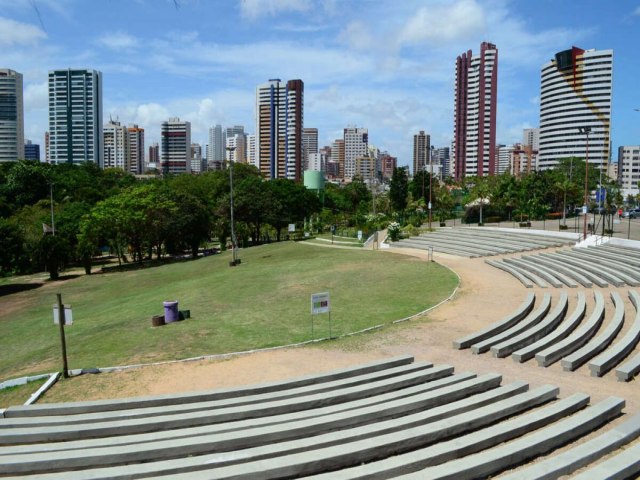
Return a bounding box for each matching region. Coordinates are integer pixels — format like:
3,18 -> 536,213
457,291 -> 640,382
389,227 -> 574,258
470,294 -> 552,354
1,357 -> 638,479
488,243 -> 640,289
485,259 -> 549,287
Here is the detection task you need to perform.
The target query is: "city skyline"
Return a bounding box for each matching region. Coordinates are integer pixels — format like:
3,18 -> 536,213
1,0 -> 639,169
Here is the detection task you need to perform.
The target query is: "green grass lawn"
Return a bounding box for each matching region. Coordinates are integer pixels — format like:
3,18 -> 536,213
0,242 -> 457,379
0,378 -> 47,409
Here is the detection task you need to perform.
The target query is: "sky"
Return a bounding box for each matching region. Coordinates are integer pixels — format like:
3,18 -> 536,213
1,0 -> 639,169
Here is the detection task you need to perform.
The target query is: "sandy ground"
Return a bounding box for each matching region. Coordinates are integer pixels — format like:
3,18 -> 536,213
41,242 -> 640,419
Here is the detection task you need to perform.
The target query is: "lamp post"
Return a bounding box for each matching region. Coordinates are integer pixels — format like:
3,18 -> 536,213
49,182 -> 56,235
428,154 -> 433,230
226,146 -> 239,266
578,126 -> 591,240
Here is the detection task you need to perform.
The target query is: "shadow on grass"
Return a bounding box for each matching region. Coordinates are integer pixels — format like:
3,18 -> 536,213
0,283 -> 43,297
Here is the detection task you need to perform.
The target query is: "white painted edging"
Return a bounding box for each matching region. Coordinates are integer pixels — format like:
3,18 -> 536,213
25,372 -> 60,406
0,372 -> 59,417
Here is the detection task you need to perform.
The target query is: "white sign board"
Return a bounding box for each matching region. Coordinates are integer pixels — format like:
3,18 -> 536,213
357,230 -> 363,241
53,305 -> 73,325
288,223 -> 296,232
311,292 -> 330,315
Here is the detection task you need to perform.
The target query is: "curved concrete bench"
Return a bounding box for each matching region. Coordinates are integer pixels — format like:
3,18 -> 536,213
0,373 -> 481,458
589,290 -> 640,377
616,353 -> 640,382
0,361 -> 437,428
390,240 -> 476,258
553,251 -> 626,287
539,252 -> 608,287
491,293 -> 568,358
471,294 -> 552,354
2,356 -> 415,419
412,235 -> 509,257
484,260 -> 535,288
579,246 -> 640,269
571,427 -> 640,480
534,253 -> 595,287
513,292 -> 585,363
400,396 -> 625,480
0,374 -> 507,474
558,250 -> 639,287
500,412 -> 640,480
309,392 -> 589,480
561,292 -> 625,372
151,385 -> 560,480
453,293 -> 535,349
536,291 -> 605,367
503,258 -> 564,288
517,256 -> 579,288
0,365 -> 457,445
488,260 -> 549,287
456,229 -> 572,247
571,249 -> 640,282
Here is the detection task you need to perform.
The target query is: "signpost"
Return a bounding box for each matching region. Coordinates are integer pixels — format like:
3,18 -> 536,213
310,292 -> 331,339
53,294 -> 72,378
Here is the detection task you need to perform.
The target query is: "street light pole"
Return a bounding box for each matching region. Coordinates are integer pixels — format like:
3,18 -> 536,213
226,146 -> 239,266
428,153 -> 433,230
579,126 -> 591,240
49,182 -> 56,235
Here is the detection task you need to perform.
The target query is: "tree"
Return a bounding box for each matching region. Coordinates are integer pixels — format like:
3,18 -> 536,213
34,234 -> 71,280
469,176 -> 491,224
0,218 -> 27,275
389,168 -> 408,213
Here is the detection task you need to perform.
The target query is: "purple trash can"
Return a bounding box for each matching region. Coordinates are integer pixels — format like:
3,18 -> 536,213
163,301 -> 179,323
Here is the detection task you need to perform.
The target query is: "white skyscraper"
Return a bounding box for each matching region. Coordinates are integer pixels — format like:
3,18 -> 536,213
0,69 -> 24,162
255,78 -> 304,180
538,47 -> 613,170
161,117 -> 191,174
103,120 -> 129,170
523,128 -> 540,150
127,124 -> 144,175
343,127 -> 368,179
207,124 -> 225,168
48,69 -> 103,166
246,134 -> 256,167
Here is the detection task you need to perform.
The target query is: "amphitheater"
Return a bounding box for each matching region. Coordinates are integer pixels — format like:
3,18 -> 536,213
3,226 -> 640,478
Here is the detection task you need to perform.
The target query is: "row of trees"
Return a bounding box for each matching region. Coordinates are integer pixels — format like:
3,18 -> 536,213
0,161 -> 322,277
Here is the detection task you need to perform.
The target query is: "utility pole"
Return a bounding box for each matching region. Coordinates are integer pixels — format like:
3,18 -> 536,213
56,294 -> 69,378
226,146 -> 239,266
579,126 -> 591,240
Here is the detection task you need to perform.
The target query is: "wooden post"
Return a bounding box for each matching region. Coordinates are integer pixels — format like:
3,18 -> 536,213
57,293 -> 69,378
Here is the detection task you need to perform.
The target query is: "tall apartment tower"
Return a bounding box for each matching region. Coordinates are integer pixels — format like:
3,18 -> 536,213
343,127 -> 368,179
331,139 -> 345,179
48,69 -> 103,166
302,127 -> 318,169
24,140 -> 40,160
453,42 -> 498,179
0,69 -> 24,162
255,78 -> 304,180
538,47 -> 613,170
103,120 -> 129,170
207,124 -> 225,168
127,124 -> 144,175
190,143 -> 203,174
246,134 -> 256,167
413,131 -> 430,174
148,142 -> 159,164
226,133 -> 246,164
160,117 -> 191,174
523,128 -> 540,150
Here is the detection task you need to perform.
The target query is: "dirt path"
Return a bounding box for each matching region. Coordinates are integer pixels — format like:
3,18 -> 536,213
41,245 -> 640,416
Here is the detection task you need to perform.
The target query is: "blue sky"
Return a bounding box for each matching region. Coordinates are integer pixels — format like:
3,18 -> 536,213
1,0 -> 639,168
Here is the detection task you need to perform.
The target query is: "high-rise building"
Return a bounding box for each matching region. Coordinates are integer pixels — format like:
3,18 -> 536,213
24,140 -> 40,161
523,128 -> 540,150
48,69 -> 103,166
226,125 -> 244,138
618,146 -> 640,192
161,117 -> 191,174
431,147 -> 450,179
255,78 -> 304,180
246,134 -> 256,168
190,143 -> 203,174
0,69 -> 24,162
103,120 -> 129,170
302,127 -> 318,169
453,42 -> 498,179
343,127 -> 368,179
331,139 -> 345,179
148,142 -> 159,164
380,152 -> 397,181
207,124 -> 225,169
226,133 -> 246,164
496,144 -> 514,175
44,131 -> 50,162
413,131 -> 430,174
127,124 -> 144,175
538,47 -> 613,170
510,144 -> 538,177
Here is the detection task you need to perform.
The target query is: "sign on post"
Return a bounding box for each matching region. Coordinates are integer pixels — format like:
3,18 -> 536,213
311,292 -> 330,315
53,305 -> 73,325
357,230 -> 362,241
288,223 -> 296,232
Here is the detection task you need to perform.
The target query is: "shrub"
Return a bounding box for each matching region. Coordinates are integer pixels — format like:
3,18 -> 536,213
387,222 -> 401,242
403,224 -> 420,238
486,216 -> 501,223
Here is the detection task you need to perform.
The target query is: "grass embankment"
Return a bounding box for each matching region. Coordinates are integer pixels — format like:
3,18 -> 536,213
0,242 -> 457,380
0,378 -> 47,409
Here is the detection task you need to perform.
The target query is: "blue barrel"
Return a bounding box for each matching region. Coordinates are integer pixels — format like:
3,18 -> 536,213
163,301 -> 179,323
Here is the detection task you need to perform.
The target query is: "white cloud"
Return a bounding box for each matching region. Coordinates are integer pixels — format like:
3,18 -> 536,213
340,21 -> 376,51
398,0 -> 486,46
0,16 -> 46,46
24,82 -> 48,110
96,31 -> 139,49
240,0 -> 312,20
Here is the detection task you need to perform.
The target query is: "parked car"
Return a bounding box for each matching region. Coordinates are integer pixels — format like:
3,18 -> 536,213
622,208 -> 640,219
